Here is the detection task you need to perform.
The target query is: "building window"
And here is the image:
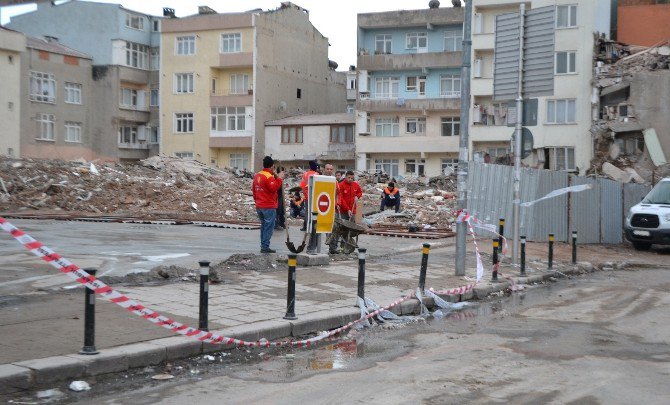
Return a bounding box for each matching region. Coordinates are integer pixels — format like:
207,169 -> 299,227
125,13 -> 144,30
211,107 -> 246,131
230,74 -> 249,94
546,99 -> 576,124
152,20 -> 160,32
150,48 -> 159,70
64,121 -> 82,143
29,71 -> 56,103
176,35 -> 196,55
375,118 -> 399,137
118,125 -> 138,144
174,73 -> 194,94
556,5 -> 577,28
441,158 -> 458,174
150,89 -> 159,106
406,76 -> 426,95
375,34 -> 392,54
297,88 -> 302,99
374,77 -> 399,99
405,159 -> 425,175
547,147 -> 575,171
406,32 -> 427,51
221,33 -> 241,53
347,78 -> 357,90
405,118 -> 426,134
125,41 -> 149,69
175,113 -> 194,133
120,88 -> 145,108
281,126 -> 303,144
346,103 -> 355,114
444,29 -> 463,52
36,113 -> 55,140
440,75 -> 461,98
555,51 -> 576,74
150,126 -> 159,143
330,125 -> 354,143
64,82 -> 82,104
230,153 -> 250,170
175,151 -> 194,159
441,117 -> 460,136
374,159 -> 399,177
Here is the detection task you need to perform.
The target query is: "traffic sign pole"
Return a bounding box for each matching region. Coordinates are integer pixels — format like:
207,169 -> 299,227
512,3 -> 525,266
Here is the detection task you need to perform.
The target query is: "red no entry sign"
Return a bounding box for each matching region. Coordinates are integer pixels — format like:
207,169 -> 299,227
317,193 -> 331,214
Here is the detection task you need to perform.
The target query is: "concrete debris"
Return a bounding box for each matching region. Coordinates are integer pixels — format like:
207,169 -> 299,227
602,162 -> 633,183
68,380 -> 91,392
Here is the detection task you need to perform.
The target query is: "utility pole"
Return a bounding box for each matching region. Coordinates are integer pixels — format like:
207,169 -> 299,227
511,4 -> 525,265
455,0 -> 472,276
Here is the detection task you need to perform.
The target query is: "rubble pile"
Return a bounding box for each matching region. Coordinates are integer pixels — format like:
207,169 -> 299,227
0,155 -> 258,220
613,44 -> 670,74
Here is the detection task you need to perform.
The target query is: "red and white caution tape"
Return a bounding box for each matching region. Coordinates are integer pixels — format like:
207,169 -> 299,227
0,216 -> 416,348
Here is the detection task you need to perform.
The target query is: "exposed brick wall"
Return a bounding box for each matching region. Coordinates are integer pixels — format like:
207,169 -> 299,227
618,4 -> 670,46
619,0 -> 659,6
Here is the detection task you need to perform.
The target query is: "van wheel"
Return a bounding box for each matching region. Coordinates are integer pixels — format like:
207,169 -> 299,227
632,241 -> 652,251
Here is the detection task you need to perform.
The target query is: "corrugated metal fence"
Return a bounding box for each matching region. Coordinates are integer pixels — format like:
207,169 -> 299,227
466,163 -> 651,244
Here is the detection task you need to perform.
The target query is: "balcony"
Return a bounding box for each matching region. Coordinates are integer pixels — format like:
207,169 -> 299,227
357,94 -> 460,113
209,135 -> 252,149
357,51 -> 462,71
472,33 -> 495,50
357,134 -> 459,154
471,78 -> 493,96
215,52 -> 253,68
210,88 -> 253,107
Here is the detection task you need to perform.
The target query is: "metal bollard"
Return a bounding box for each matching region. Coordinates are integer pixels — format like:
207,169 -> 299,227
491,240 -> 499,282
498,218 -> 505,254
571,231 -> 578,264
357,248 -> 367,301
418,243 -> 430,292
548,233 -> 554,269
307,212 -> 319,253
284,254 -> 297,320
80,268 -> 99,355
520,236 -> 527,276
198,260 -> 210,332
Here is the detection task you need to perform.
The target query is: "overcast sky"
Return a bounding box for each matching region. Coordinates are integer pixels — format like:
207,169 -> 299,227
0,0 -> 455,68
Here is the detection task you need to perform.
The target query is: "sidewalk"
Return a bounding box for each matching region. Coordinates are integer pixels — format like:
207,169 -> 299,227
0,237 -> 665,394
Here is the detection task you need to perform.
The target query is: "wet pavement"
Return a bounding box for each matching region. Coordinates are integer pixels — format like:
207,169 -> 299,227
6,268 -> 668,404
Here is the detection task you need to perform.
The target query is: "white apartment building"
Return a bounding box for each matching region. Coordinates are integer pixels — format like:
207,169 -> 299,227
469,0 -> 611,174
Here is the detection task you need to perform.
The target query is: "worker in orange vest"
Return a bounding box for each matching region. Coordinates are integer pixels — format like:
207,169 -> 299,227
299,160 -> 320,231
380,182 -> 401,213
330,171 -> 362,254
252,156 -> 285,253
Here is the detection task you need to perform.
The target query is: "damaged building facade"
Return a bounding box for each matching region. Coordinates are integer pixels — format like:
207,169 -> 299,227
468,0 -> 613,174
159,2 -> 346,171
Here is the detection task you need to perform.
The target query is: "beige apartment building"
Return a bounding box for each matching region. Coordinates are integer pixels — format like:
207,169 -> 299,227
0,27 -> 25,158
19,36 -> 95,160
469,0 -> 612,173
160,2 -> 346,171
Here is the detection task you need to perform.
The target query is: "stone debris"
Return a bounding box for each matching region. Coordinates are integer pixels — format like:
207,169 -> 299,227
68,380 -> 91,392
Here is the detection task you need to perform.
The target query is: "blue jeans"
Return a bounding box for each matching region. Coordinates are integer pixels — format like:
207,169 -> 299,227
256,208 -> 277,250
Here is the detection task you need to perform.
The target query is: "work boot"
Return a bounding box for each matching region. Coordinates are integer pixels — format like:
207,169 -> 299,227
260,248 -> 276,253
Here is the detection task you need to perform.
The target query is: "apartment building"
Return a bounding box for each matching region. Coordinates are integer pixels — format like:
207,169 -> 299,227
0,27 -> 25,158
19,36 -> 94,160
8,1 -> 162,161
355,5 -> 464,178
160,2 -> 346,171
265,113 -> 356,169
469,0 -> 611,173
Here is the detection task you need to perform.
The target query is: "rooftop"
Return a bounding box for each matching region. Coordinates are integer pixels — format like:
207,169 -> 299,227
358,6 -> 463,29
26,36 -> 91,59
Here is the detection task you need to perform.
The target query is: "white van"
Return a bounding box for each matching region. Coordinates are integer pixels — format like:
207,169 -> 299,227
624,178 -> 670,250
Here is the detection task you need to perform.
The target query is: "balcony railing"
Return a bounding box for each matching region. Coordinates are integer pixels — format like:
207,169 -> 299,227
211,87 -> 253,97
357,51 -> 462,71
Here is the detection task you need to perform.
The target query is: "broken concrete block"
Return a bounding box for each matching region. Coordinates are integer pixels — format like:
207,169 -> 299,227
602,162 -> 632,183
296,253 -> 329,266
623,167 -> 645,184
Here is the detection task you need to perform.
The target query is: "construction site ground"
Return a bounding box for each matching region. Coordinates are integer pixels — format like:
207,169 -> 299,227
1,218 -> 667,369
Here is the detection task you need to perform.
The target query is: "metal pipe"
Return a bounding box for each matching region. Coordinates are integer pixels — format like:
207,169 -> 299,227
572,231 -> 578,264
198,260 -> 210,332
80,268 -> 99,355
548,233 -> 554,269
512,3 -> 526,266
520,236 -> 527,276
357,248 -> 367,300
284,254 -> 297,320
419,243 -> 430,292
455,0 -> 473,276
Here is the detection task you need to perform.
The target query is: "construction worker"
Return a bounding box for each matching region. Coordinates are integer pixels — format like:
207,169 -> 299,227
330,171 -> 362,254
252,156 -> 285,253
380,182 -> 401,213
299,160 -> 320,231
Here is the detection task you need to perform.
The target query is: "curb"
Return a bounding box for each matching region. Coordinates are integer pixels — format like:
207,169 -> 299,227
0,258 -> 642,395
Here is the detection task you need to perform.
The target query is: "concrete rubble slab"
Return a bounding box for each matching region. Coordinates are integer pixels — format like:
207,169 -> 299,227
296,253 -> 330,266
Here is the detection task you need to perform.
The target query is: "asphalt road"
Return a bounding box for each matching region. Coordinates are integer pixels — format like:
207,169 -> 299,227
76,268 -> 670,404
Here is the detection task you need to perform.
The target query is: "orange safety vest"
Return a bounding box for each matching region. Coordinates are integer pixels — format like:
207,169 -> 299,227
384,187 -> 399,196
